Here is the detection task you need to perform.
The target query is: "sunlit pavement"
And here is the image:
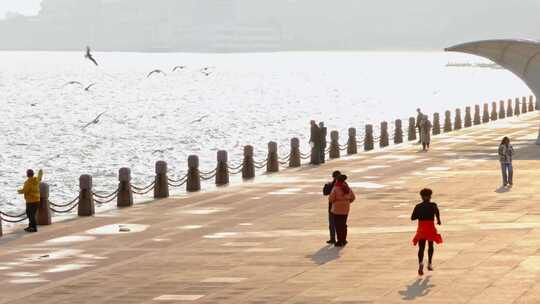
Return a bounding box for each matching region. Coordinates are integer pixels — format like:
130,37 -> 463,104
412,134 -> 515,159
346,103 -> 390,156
1,112 -> 540,303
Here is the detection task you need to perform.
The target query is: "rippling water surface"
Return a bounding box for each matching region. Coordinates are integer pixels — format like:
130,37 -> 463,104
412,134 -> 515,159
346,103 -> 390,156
0,51 -> 531,213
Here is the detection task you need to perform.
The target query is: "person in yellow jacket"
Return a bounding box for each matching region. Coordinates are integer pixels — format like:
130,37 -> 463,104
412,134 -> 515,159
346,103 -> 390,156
18,169 -> 43,233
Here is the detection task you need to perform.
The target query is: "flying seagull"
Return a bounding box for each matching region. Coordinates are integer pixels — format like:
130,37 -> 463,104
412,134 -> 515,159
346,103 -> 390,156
147,69 -> 167,78
172,65 -> 186,72
85,46 -> 99,66
63,81 -> 83,87
81,111 -> 106,130
190,115 -> 209,123
84,83 -> 97,91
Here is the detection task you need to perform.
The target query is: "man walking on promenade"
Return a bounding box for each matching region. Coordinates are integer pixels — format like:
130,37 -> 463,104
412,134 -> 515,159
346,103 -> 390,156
310,120 -> 321,165
323,170 -> 341,244
18,169 -> 43,233
319,122 -> 327,164
416,108 -> 424,143
498,136 -> 514,187
420,115 -> 432,151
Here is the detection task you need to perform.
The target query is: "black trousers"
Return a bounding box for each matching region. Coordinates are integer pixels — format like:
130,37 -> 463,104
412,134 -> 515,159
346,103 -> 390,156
332,213 -> 348,243
26,203 -> 38,229
328,204 -> 336,241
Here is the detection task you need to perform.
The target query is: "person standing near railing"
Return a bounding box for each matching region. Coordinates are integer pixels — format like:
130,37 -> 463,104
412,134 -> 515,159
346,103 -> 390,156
18,169 -> 43,233
319,121 -> 327,164
310,120 -> 321,165
498,136 -> 514,187
416,108 -> 424,143
420,115 -> 432,151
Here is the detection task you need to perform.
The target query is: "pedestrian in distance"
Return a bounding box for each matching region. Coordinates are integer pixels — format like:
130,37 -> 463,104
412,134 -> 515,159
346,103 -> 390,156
411,188 -> 442,276
309,120 -> 321,165
420,114 -> 432,151
319,122 -> 327,164
323,170 -> 341,245
416,108 -> 424,143
18,169 -> 43,233
498,136 -> 514,187
329,174 -> 355,247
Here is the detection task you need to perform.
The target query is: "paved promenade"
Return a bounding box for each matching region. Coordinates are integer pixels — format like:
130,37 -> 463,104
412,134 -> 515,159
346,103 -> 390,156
1,113 -> 540,304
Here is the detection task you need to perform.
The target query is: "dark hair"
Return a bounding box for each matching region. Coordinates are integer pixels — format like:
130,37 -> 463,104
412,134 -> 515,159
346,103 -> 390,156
501,136 -> 510,145
26,169 -> 34,177
420,188 -> 432,198
337,175 -> 351,194
332,170 -> 341,178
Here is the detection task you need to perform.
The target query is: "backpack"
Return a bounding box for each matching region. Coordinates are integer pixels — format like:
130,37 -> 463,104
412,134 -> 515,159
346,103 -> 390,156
323,182 -> 333,196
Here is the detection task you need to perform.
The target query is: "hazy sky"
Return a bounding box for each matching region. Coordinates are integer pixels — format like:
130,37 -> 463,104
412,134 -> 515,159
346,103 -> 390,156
0,0 -> 42,19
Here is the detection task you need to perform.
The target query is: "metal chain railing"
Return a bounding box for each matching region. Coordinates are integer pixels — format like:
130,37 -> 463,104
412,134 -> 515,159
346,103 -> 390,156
48,196 -> 79,208
131,181 -> 155,192
93,189 -> 119,200
0,214 -> 28,223
50,202 -> 80,214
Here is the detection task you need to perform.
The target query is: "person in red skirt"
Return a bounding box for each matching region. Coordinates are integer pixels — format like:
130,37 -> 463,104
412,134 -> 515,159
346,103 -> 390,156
411,188 -> 442,276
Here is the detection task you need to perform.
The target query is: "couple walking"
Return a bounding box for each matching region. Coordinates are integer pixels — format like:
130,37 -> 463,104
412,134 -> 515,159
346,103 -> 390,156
323,170 -> 355,247
323,171 -> 443,276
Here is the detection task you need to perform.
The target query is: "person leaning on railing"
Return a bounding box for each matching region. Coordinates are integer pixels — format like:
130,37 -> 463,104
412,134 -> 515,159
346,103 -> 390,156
18,169 -> 43,233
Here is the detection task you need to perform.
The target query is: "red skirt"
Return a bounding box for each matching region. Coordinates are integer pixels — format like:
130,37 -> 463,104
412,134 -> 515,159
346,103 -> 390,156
412,220 -> 443,245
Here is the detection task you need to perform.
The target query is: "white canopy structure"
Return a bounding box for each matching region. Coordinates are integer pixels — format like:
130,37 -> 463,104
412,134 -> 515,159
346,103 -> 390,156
445,39 -> 540,144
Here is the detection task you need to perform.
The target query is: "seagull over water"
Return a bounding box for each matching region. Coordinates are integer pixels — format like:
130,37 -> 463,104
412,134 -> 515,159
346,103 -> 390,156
63,81 -> 83,87
147,69 -> 167,78
81,111 -> 106,130
190,115 -> 209,123
85,46 -> 99,66
84,83 -> 97,91
172,65 -> 186,72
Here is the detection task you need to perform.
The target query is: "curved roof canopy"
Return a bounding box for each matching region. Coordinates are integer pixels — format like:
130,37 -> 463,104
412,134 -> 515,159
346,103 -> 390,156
446,39 -> 540,144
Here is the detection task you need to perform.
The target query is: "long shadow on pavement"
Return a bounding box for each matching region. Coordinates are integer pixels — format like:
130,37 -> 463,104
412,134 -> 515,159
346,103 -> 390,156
398,276 -> 435,300
307,245 -> 342,265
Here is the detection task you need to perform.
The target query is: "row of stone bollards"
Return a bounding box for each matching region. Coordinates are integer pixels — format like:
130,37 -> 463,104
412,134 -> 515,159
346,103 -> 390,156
0,95 -> 536,237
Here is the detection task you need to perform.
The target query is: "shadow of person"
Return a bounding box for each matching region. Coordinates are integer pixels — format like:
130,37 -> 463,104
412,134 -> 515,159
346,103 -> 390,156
398,276 -> 435,300
306,245 -> 342,265
495,186 -> 510,193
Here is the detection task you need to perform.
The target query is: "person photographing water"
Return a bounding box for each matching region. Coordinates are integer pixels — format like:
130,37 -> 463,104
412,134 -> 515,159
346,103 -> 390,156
18,169 -> 43,233
498,136 -> 514,187
411,188 -> 442,276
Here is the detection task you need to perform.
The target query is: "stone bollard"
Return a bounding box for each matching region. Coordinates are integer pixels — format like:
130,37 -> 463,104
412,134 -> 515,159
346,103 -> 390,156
78,175 -> 94,216
267,141 -> 279,173
37,182 -> 51,225
535,95 -> 539,110
242,145 -> 255,179
215,150 -> 229,186
515,98 -> 521,116
464,107 -> 472,128
482,103 -> 490,123
432,113 -> 441,135
522,97 -> 528,114
454,109 -> 462,130
474,105 -> 481,125
347,128 -> 358,154
444,111 -> 452,132
0,216 -> 2,236
507,99 -> 513,117
364,124 -> 374,150
529,95 -> 535,112
289,138 -> 301,167
117,168 -> 133,208
379,122 -> 389,148
407,118 -> 416,141
490,102 -> 498,121
186,155 -> 201,192
499,100 -> 506,119
394,120 -> 403,144
329,131 -> 340,159
154,161 -> 169,199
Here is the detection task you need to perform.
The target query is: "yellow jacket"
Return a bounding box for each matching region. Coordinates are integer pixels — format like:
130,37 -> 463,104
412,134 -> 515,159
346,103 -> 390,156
18,169 -> 43,203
